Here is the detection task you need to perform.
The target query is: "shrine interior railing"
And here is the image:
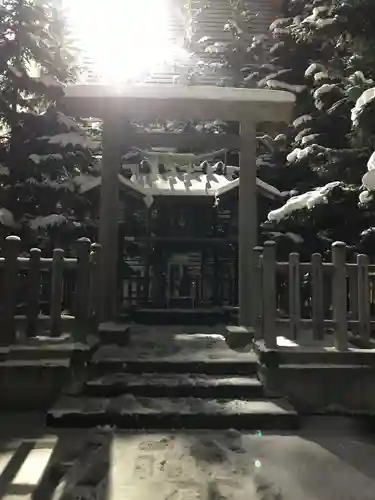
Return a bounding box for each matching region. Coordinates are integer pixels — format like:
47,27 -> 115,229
119,258 -> 238,310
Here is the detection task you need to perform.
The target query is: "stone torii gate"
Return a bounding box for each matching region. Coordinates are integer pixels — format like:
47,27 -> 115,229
61,85 -> 294,326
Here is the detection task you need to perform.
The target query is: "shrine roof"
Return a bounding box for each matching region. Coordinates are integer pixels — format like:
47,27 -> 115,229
76,171 -> 282,206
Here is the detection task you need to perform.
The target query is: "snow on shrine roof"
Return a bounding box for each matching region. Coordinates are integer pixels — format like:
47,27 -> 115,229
215,177 -> 281,199
128,172 -> 281,200
129,172 -> 230,196
76,171 -> 282,203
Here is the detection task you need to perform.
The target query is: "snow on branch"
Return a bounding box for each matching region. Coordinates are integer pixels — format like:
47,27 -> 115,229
295,128 -> 312,143
362,151 -> 375,191
301,134 -> 320,146
367,151 -> 375,172
313,84 -> 340,99
29,214 -> 67,230
38,75 -> 65,89
348,71 -> 373,86
266,80 -> 306,93
48,132 -> 98,149
305,63 -> 325,78
269,17 -> 292,30
267,231 -> 304,244
29,153 -> 63,164
8,66 -> 23,77
286,232 -> 304,244
56,112 -> 81,131
301,7 -> 336,28
314,72 -> 330,83
0,209 -> 16,228
287,144 -> 326,163
197,36 -> 212,44
205,42 -> 227,54
268,182 -> 341,222
315,18 -> 336,28
293,115 -> 313,129
359,190 -> 373,204
351,87 -> 375,126
0,165 -> 10,176
287,148 -> 302,163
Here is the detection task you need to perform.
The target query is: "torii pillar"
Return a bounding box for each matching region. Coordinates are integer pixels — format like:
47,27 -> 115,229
98,112 -> 123,320
61,85 -> 295,325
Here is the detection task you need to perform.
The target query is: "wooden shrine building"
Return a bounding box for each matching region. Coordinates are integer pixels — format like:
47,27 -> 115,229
77,149 -> 283,315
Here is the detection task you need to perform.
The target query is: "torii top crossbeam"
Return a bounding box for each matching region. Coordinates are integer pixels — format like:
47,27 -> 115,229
62,84 -> 294,122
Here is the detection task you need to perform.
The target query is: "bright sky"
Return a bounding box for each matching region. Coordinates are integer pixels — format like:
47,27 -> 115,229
63,0 -> 188,83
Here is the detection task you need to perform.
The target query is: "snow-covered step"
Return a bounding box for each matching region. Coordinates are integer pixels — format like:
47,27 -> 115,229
85,373 -> 263,399
7,342 -> 91,361
90,334 -> 258,376
89,356 -> 258,376
47,396 -> 298,430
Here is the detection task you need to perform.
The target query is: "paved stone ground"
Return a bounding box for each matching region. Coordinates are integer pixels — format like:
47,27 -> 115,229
109,425 -> 375,500
0,414 -> 375,499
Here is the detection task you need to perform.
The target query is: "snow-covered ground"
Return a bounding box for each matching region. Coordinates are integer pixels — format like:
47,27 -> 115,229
0,416 -> 375,499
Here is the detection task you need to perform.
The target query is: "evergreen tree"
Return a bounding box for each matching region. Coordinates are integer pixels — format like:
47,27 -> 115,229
194,0 -> 375,258
0,0 -> 96,248
263,0 -> 375,258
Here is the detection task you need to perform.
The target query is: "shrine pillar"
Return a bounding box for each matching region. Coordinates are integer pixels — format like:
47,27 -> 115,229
98,112 -> 123,321
238,121 -> 257,327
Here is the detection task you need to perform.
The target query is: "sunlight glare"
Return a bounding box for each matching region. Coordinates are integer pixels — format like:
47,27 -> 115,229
65,0 -> 186,83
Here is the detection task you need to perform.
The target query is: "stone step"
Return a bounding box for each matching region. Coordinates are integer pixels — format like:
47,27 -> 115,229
254,339 -> 375,366
0,359 -> 71,410
98,323 -> 131,346
47,396 -> 298,430
0,339 -> 91,362
85,373 -> 264,399
129,308 -> 231,325
89,357 -> 258,376
90,333 -> 257,376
